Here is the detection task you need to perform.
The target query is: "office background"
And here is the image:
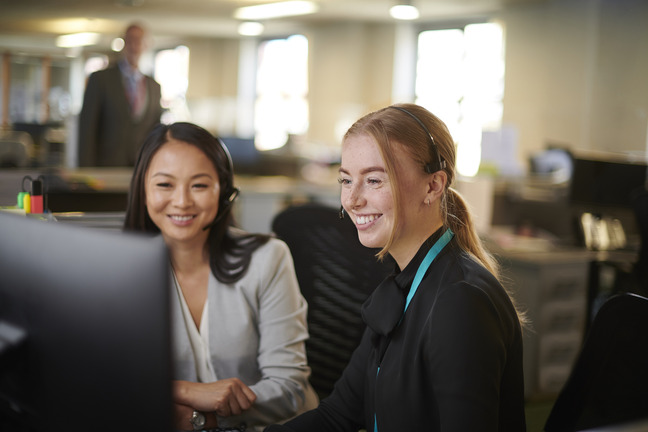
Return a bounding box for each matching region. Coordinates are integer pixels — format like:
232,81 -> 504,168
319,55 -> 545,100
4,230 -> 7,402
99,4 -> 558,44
1,0 -> 647,430
0,0 -> 647,166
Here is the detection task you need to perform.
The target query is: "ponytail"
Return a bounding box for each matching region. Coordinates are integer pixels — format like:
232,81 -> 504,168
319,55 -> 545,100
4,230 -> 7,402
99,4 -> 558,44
444,187 -> 499,279
445,187 -> 530,328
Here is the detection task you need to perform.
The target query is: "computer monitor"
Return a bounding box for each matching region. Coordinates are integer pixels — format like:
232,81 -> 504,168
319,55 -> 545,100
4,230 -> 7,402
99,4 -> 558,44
0,213 -> 173,432
569,156 -> 648,209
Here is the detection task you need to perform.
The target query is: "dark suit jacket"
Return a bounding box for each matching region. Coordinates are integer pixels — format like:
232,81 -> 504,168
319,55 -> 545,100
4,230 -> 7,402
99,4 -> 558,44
78,64 -> 162,167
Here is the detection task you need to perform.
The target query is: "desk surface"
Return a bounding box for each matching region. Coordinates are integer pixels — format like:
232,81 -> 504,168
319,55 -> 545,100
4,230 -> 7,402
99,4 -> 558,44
487,226 -> 638,265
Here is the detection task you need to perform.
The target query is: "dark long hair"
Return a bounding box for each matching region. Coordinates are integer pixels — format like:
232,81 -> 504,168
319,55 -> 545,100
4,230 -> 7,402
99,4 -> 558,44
123,122 -> 269,283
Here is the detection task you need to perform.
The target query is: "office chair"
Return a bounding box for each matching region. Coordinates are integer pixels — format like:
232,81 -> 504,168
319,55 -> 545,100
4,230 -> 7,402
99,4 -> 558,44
544,293 -> 648,432
631,188 -> 648,294
272,203 -> 393,399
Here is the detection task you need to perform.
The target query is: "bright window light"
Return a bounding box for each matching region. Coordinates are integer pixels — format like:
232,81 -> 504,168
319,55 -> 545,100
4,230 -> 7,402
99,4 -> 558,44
415,22 -> 504,177
235,1 -> 318,20
255,35 -> 309,151
84,55 -> 109,76
154,45 -> 191,123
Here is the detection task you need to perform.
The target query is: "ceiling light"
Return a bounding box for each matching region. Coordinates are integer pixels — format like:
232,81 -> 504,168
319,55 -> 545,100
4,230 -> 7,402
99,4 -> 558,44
238,22 -> 265,36
111,37 -> 125,52
234,1 -> 319,20
56,32 -> 100,48
389,2 -> 420,20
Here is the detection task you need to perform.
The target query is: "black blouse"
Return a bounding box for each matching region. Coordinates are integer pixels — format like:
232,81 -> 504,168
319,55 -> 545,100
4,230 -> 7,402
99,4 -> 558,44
266,230 -> 526,431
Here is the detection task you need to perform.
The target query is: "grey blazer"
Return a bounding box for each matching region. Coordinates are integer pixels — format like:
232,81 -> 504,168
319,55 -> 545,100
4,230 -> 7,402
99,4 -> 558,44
171,238 -> 319,431
78,64 -> 162,167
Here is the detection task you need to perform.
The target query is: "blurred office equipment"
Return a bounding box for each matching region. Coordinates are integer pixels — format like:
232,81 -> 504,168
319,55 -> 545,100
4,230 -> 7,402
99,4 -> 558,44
570,155 -> 647,210
568,153 -> 648,327
569,154 -> 648,252
272,203 -> 392,399
220,136 -> 260,175
631,188 -> 648,291
544,293 -> 648,432
498,249 -> 591,399
490,149 -> 647,400
0,213 -> 174,432
12,122 -> 67,167
220,135 -> 303,178
0,129 -> 34,167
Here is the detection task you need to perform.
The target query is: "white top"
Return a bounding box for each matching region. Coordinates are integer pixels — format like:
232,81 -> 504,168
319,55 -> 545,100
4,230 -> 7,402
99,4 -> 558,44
170,235 -> 319,431
173,272 -> 217,382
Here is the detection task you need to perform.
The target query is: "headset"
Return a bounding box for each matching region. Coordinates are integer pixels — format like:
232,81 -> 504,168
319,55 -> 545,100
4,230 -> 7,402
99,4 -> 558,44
218,137 -> 240,207
389,105 -> 446,174
203,138 -> 240,231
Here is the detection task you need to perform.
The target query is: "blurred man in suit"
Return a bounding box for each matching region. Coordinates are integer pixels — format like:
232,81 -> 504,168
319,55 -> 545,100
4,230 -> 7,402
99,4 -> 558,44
78,23 -> 163,167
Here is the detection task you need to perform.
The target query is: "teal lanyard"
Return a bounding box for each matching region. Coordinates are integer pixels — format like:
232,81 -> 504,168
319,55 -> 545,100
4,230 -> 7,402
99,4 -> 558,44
405,228 -> 454,314
373,228 -> 454,432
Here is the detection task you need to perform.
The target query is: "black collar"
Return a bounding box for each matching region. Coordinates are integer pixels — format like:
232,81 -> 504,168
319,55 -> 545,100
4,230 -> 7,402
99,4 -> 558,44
361,227 -> 446,337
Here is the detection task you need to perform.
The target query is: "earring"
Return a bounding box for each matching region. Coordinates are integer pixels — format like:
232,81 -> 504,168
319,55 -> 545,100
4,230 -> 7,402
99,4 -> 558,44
425,199 -> 430,206
339,206 -> 345,219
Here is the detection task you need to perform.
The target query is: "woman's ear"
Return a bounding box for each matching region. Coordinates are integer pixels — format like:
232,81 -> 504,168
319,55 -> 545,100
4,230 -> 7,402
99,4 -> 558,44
426,171 -> 447,201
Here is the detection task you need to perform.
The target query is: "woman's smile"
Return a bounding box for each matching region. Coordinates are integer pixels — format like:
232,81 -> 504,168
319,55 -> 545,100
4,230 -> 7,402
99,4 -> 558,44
354,213 -> 381,228
169,214 -> 197,225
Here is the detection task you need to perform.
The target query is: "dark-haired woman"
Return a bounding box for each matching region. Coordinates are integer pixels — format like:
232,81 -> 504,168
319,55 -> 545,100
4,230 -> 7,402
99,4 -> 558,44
264,104 -> 527,432
124,122 -> 318,432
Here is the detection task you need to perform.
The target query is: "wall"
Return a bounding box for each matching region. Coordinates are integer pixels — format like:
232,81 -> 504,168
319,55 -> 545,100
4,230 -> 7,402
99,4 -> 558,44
184,37 -> 241,135
500,0 -> 648,166
591,0 -> 648,155
179,0 -> 648,170
307,22 -> 394,148
3,0 -> 647,170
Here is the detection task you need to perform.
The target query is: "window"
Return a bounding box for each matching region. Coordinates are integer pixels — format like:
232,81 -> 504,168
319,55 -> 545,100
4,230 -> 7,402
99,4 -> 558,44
415,22 -> 504,176
154,45 -> 190,124
254,34 -> 309,151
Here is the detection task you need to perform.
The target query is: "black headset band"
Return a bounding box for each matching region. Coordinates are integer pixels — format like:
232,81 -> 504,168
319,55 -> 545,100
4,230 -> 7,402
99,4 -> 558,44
389,105 -> 446,174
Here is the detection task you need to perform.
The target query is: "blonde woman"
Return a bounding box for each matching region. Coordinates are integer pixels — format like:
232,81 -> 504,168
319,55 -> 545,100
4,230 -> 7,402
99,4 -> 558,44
265,104 -> 526,432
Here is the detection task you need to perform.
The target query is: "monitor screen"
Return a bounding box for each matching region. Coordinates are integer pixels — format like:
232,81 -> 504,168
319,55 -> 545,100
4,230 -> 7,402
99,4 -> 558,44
0,213 -> 173,432
569,157 -> 648,209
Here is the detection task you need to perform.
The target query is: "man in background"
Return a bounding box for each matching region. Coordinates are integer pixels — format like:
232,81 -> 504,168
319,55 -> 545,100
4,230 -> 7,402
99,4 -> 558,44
78,23 -> 162,167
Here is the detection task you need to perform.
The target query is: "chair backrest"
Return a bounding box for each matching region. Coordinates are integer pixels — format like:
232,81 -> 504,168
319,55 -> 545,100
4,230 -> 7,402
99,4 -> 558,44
544,293 -> 648,432
272,203 -> 393,399
631,188 -> 648,293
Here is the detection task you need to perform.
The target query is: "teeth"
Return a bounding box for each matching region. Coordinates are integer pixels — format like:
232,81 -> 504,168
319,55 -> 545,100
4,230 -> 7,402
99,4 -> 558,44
170,215 -> 193,222
356,214 -> 378,225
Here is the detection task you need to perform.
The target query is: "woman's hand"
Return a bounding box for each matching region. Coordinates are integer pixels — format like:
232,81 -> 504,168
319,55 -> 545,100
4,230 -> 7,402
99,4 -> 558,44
173,379 -> 257,417
174,402 -> 219,431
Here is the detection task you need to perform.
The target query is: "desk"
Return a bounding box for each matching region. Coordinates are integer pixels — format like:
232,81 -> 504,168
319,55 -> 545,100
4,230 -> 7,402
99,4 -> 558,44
0,168 -> 340,234
496,242 -> 639,400
498,249 -> 591,400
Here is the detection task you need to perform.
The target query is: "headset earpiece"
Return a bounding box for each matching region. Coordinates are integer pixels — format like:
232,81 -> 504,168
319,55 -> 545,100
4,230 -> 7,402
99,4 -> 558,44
222,187 -> 240,208
202,139 -> 239,231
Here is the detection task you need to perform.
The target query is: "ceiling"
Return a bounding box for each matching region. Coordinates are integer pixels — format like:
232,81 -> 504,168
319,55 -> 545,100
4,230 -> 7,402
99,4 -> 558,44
0,0 -> 543,54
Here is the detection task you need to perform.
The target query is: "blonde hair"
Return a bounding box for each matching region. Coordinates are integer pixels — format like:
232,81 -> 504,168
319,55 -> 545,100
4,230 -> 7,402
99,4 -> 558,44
343,103 -> 500,278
